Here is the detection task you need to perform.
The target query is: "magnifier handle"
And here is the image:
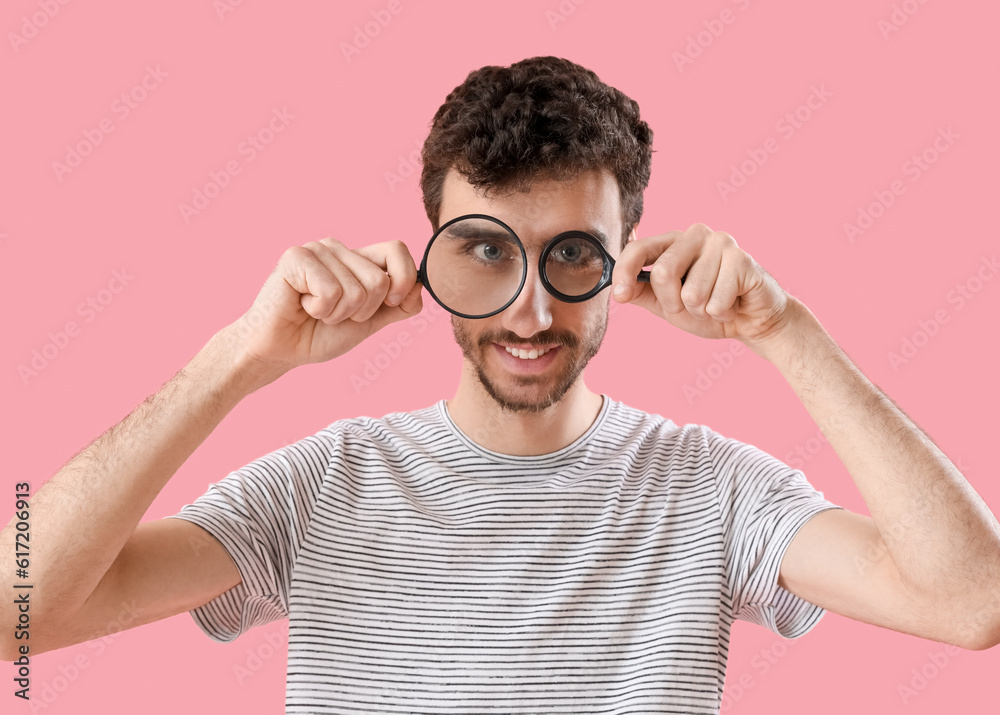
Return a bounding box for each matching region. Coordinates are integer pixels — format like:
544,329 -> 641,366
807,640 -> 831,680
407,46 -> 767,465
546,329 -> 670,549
636,270 -> 685,284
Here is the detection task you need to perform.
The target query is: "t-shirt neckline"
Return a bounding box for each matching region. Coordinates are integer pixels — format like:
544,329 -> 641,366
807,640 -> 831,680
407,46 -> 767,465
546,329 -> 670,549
436,394 -> 612,466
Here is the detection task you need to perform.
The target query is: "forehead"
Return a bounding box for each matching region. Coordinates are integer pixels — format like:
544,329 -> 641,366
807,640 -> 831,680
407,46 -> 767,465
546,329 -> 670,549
439,167 -> 623,251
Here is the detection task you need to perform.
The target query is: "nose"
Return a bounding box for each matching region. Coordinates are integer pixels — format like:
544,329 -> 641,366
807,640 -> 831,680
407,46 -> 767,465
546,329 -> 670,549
500,259 -> 553,338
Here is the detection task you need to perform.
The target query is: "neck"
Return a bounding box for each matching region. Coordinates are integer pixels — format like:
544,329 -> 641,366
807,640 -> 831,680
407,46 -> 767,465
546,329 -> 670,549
446,363 -> 605,456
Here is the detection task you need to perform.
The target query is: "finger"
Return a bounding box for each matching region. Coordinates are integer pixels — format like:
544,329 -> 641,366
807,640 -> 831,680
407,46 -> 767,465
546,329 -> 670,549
645,236 -> 702,313
301,239 -> 376,324
279,245 -> 355,324
364,280 -> 424,335
317,238 -> 396,323
355,240 -> 419,307
395,278 -> 424,315
678,241 -> 724,320
703,248 -> 743,323
611,231 -> 683,302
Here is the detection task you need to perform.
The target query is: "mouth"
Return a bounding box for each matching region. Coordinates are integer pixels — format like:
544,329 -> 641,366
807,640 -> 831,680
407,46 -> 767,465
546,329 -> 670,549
492,343 -> 561,373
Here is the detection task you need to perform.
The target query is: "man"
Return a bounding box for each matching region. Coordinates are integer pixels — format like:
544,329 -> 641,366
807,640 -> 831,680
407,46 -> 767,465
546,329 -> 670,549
3,56 -> 999,713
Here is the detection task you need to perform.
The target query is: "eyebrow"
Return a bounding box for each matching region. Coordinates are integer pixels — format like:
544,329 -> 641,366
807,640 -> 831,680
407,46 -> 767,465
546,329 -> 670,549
441,220 -> 613,249
549,227 -> 613,251
585,228 -> 612,250
517,227 -> 614,250
441,223 -> 518,242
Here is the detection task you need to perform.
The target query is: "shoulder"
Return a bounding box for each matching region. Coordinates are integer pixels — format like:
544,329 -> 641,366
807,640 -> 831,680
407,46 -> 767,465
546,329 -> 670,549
601,398 -> 798,484
602,396 -> 728,458
312,402 -> 447,453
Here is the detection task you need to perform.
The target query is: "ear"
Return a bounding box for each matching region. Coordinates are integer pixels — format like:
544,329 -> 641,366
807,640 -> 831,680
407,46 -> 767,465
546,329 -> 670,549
615,224 -> 639,261
622,225 -> 638,253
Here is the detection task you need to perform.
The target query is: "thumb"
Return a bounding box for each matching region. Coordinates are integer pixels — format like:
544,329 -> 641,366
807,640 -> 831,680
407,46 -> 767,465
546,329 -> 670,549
614,280 -> 655,312
364,282 -> 424,335
397,281 -> 424,315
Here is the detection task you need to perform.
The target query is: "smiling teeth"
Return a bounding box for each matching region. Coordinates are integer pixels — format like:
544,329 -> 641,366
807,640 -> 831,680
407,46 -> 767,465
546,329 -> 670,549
505,346 -> 550,360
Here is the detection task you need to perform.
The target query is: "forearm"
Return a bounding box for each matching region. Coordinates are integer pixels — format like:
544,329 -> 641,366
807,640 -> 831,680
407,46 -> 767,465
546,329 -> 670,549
0,324 -> 272,627
758,296 -> 1000,604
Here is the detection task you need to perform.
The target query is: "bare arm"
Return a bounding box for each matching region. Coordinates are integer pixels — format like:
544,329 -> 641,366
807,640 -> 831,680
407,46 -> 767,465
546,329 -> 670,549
0,238 -> 422,659
610,222 -> 1000,649
769,297 -> 1000,649
0,325 -> 273,658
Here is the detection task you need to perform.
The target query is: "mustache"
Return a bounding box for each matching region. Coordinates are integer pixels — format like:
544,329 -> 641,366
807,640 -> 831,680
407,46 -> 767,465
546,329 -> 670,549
477,329 -> 579,350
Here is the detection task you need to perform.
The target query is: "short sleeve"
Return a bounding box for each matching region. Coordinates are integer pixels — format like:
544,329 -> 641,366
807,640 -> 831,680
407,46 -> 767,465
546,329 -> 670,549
706,427 -> 843,639
165,431 -> 332,642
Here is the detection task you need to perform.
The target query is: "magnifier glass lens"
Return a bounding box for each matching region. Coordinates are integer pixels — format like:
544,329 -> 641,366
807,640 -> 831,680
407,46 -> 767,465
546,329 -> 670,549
425,217 -> 524,317
544,235 -> 607,297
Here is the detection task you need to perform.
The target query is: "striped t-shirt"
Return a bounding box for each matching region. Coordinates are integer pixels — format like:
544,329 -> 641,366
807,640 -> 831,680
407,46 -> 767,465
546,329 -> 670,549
168,394 -> 841,713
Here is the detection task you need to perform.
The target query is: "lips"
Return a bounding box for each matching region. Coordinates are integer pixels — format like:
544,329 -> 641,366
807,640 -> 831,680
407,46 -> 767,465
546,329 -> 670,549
492,343 -> 560,372
503,345 -> 552,360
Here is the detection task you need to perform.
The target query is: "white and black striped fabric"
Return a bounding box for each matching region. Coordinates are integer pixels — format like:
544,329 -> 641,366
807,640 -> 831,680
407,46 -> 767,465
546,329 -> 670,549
168,395 -> 841,713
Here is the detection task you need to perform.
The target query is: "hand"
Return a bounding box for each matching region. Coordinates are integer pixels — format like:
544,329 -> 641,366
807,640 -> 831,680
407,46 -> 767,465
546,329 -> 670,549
611,223 -> 793,353
231,238 -> 423,380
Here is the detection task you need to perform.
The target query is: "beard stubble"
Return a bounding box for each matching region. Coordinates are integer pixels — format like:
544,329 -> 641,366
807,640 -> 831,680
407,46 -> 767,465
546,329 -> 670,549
450,305 -> 609,414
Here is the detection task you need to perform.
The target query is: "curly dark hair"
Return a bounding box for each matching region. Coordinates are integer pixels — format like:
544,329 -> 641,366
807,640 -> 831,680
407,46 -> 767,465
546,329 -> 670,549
420,56 -> 654,251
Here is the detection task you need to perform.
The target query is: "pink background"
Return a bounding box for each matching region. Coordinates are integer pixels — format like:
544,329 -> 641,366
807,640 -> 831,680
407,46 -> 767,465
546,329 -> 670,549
3,0 -> 999,712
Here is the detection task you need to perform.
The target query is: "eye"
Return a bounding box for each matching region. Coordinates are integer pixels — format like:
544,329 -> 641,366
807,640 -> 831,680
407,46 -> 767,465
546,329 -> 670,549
461,239 -> 515,267
557,243 -> 582,262
474,242 -> 505,261
549,238 -> 600,266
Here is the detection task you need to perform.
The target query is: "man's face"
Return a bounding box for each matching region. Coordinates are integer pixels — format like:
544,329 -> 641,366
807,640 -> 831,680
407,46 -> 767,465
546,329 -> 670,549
438,167 -> 631,413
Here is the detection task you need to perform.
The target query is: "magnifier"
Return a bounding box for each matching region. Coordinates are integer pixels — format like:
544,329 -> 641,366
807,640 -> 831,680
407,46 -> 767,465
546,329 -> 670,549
416,213 -> 653,319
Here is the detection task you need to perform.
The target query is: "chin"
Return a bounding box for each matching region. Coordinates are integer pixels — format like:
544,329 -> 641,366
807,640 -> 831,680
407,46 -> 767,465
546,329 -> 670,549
474,362 -> 578,414
480,383 -> 566,414
451,311 -> 606,414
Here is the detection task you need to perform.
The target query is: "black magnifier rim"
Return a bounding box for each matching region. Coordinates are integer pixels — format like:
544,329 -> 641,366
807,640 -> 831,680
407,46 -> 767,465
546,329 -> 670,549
417,213 -> 528,320
538,230 -> 614,303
